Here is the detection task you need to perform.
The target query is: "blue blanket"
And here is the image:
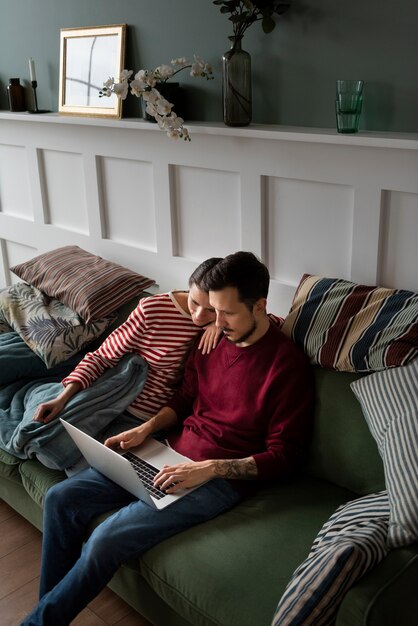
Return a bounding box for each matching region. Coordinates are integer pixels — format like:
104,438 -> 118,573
0,333 -> 148,470
0,331 -> 83,385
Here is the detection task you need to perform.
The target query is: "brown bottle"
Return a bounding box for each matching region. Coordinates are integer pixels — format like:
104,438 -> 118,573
7,78 -> 26,112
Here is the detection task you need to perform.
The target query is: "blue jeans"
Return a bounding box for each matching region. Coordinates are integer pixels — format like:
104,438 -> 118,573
21,468 -> 242,626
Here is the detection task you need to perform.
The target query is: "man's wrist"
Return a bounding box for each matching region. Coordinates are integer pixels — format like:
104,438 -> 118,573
211,457 -> 258,480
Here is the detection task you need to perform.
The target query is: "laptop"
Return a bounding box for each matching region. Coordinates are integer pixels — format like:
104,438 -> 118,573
60,418 -> 202,510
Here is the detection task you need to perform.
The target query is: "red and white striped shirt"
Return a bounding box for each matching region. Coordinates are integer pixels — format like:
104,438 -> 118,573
62,292 -> 200,419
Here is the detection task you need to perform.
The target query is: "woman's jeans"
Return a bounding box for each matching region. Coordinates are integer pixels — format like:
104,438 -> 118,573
21,468 -> 242,626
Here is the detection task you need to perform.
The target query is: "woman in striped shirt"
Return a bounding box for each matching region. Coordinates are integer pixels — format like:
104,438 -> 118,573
33,258 -> 222,424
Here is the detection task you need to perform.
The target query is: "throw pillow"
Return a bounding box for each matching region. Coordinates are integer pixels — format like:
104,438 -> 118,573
0,282 -> 115,368
351,360 -> 418,548
10,245 -> 155,324
281,274 -> 418,372
272,491 -> 389,626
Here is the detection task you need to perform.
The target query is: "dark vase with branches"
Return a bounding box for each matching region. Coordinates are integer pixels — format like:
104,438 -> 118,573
214,0 -> 290,127
223,35 -> 252,126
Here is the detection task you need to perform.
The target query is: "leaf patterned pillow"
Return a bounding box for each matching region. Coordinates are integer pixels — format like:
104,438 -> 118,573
0,283 -> 115,368
0,293 -> 13,333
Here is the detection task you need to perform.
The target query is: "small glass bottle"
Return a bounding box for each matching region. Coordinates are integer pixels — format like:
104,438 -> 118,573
7,78 -> 26,112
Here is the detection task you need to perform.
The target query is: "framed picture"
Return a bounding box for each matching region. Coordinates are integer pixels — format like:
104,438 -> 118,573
59,24 -> 126,118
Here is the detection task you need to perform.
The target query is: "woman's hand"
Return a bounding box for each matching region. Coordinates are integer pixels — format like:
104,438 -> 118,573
105,407 -> 178,451
33,397 -> 67,424
154,460 -> 215,493
198,323 -> 222,355
33,381 -> 82,424
104,423 -> 152,451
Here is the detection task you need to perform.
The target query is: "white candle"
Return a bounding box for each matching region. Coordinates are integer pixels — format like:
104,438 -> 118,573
29,58 -> 37,82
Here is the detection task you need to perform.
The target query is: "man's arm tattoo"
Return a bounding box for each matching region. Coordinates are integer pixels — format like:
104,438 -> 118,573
213,457 -> 258,480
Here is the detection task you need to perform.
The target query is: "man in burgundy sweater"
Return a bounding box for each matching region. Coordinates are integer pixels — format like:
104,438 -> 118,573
22,252 -> 314,626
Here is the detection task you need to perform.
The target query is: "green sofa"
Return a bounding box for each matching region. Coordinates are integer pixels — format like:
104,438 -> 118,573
1,366 -> 417,626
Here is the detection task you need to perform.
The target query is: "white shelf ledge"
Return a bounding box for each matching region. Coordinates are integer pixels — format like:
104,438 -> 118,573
1,111 -> 418,151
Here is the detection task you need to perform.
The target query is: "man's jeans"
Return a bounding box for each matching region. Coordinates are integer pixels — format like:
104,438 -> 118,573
21,468 -> 242,626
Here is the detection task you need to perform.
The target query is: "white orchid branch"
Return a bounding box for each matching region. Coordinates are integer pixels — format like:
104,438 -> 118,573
100,56 -> 214,141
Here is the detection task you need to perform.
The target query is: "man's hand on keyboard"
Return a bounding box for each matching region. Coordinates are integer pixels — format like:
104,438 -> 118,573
154,460 -> 215,493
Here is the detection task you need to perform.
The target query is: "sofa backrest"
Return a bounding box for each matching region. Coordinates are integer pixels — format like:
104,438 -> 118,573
306,367 -> 385,496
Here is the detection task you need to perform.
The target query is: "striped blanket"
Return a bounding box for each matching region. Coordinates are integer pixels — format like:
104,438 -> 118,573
272,491 -> 390,626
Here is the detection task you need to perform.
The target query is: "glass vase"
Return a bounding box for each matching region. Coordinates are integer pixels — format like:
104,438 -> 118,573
222,36 -> 252,127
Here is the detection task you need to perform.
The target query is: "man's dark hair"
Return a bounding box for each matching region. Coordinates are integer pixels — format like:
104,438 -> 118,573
188,257 -> 222,290
202,251 -> 270,309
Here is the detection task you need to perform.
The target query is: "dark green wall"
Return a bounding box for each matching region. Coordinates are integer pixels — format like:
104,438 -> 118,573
1,0 -> 417,131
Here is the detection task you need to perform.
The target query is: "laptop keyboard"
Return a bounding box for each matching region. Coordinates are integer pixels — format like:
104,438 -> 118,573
123,452 -> 165,500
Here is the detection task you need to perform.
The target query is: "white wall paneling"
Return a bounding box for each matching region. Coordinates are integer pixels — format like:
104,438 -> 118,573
1,239 -> 37,285
264,176 -> 354,284
0,143 -> 33,220
0,238 -> 7,286
170,164 -> 241,261
379,190 -> 418,292
40,149 -> 89,234
99,156 -> 157,251
0,112 -> 417,316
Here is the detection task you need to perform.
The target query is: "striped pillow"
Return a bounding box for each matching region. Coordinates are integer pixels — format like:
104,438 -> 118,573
282,274 -> 418,372
272,491 -> 389,626
351,360 -> 418,548
10,246 -> 155,324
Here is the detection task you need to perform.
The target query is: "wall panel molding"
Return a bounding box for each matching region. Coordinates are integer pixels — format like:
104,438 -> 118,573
0,113 -> 417,315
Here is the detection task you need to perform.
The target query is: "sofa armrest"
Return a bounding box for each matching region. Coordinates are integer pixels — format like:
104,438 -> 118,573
337,544 -> 418,626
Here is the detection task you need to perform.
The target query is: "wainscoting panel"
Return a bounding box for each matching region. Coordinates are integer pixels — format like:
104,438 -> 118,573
0,113 -> 417,316
99,156 -> 157,251
0,144 -> 33,220
264,177 -> 354,286
2,240 -> 37,285
40,149 -> 88,234
379,190 -> 418,292
170,165 -> 241,261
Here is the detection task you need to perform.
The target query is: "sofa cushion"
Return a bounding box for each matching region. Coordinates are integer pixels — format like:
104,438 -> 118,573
282,274 -> 418,372
0,448 -> 20,466
351,359 -> 418,548
137,477 -> 354,626
19,460 -> 66,508
338,542 -> 418,626
271,491 -> 389,626
10,245 -> 155,324
307,368 -> 385,495
0,448 -> 21,482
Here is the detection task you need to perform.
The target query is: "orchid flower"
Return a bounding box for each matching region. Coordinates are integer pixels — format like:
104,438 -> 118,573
100,55 -> 213,141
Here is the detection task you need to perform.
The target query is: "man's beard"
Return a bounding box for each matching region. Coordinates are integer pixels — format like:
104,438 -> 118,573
223,319 -> 257,344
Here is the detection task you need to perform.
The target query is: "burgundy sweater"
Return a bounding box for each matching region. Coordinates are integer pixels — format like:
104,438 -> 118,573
167,321 -> 315,481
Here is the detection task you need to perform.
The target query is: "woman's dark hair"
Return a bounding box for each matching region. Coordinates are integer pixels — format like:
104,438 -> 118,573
169,257 -> 222,390
188,257 -> 222,290
202,251 -> 270,310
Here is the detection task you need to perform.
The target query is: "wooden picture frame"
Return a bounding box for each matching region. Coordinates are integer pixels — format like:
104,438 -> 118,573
59,24 -> 126,118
